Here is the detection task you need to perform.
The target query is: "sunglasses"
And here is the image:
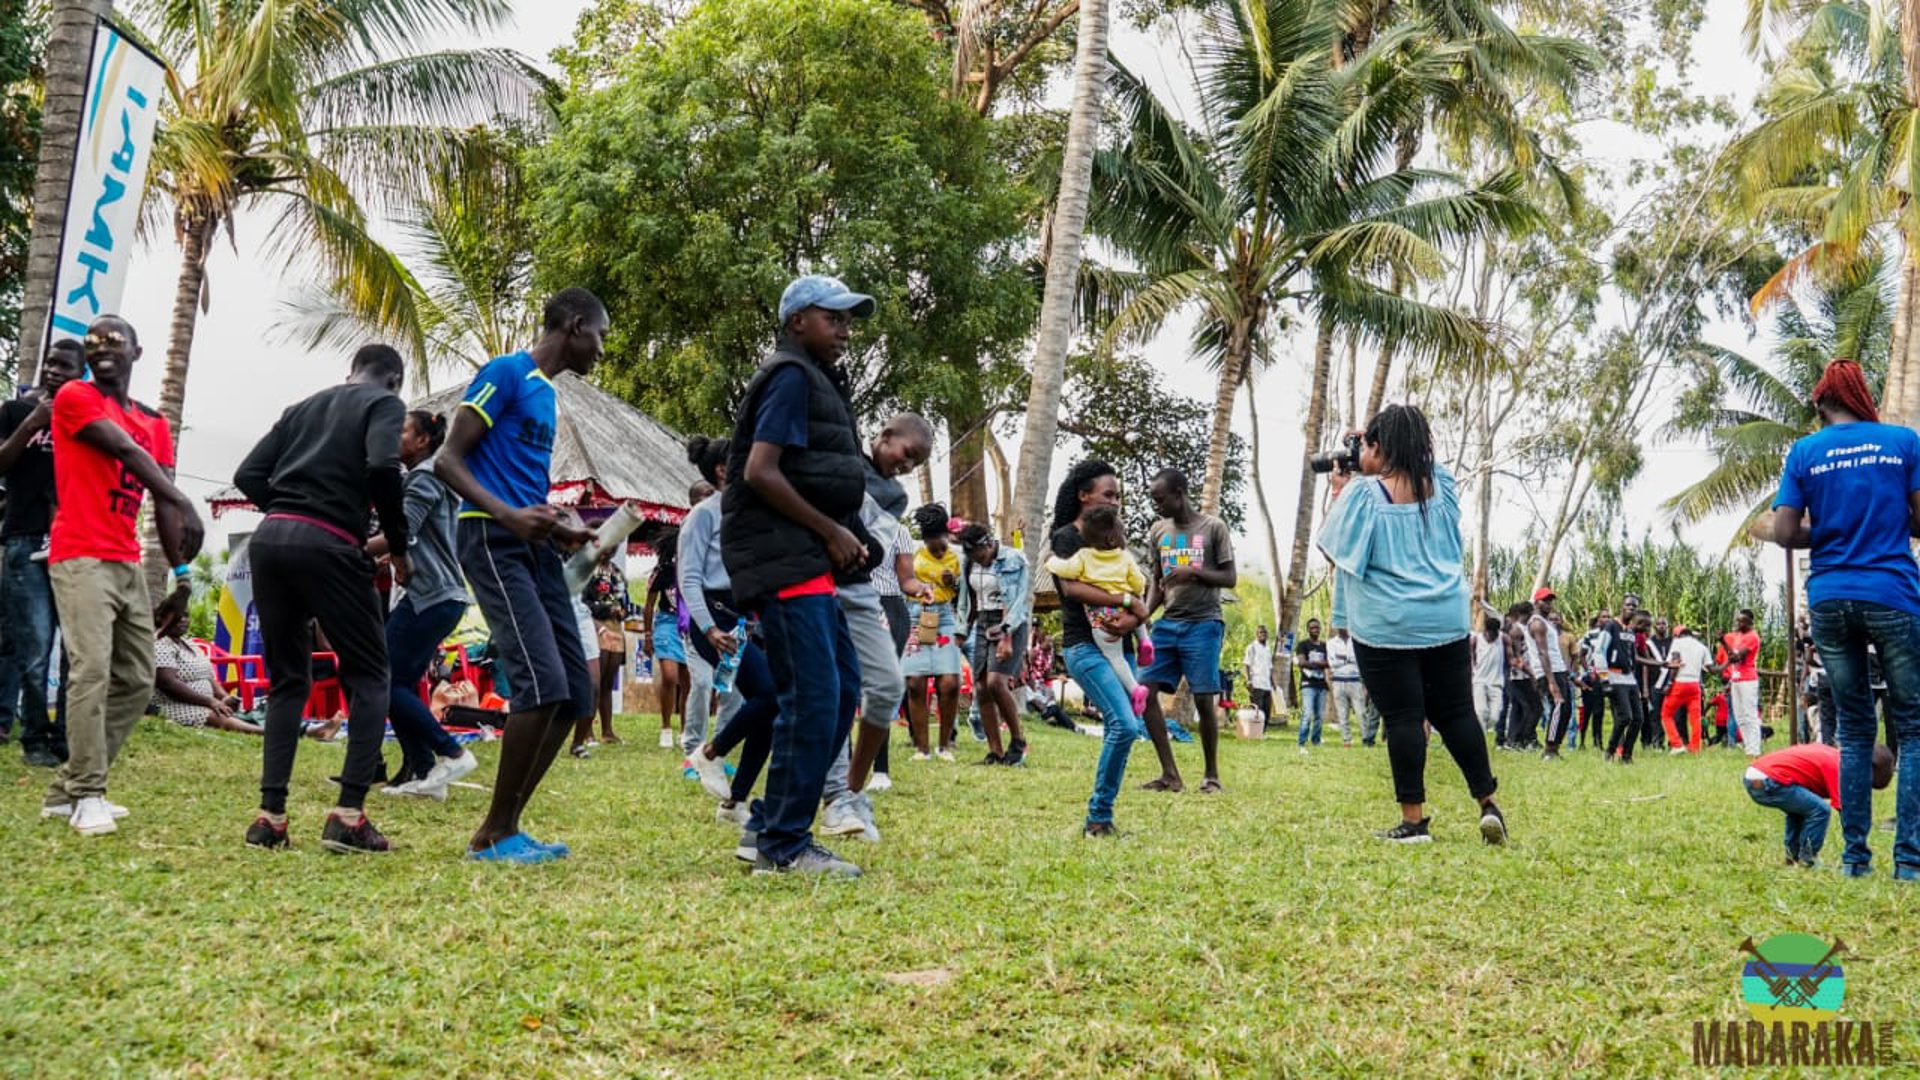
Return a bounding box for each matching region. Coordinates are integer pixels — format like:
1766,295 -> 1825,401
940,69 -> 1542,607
84,330 -> 130,352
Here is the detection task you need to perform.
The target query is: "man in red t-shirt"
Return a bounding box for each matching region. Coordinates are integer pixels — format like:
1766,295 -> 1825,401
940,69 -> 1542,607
39,316 -> 204,837
1721,609 -> 1763,756
1745,742 -> 1893,866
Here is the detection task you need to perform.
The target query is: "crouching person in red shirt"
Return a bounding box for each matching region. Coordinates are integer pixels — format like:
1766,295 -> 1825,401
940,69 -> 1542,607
1745,743 -> 1893,867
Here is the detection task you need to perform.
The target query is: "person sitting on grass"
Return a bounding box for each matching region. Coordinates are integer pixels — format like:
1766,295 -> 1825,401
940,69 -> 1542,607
150,598 -> 342,740
1744,742 -> 1893,867
1046,505 -> 1151,717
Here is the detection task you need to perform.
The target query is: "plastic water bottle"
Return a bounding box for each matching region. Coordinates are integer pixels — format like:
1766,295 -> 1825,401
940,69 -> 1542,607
711,646 -> 742,697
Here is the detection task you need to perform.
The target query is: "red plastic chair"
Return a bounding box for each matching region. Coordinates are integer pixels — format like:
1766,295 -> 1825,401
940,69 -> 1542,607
196,641 -> 270,711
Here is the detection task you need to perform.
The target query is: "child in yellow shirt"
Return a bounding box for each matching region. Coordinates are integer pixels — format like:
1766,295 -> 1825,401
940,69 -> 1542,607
1046,506 -> 1152,716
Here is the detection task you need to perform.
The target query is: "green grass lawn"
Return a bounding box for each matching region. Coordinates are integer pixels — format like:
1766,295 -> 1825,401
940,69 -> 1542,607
2,715 -> 1915,1078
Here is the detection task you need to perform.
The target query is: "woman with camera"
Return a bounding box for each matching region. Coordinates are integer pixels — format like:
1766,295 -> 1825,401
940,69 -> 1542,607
1317,405 -> 1507,845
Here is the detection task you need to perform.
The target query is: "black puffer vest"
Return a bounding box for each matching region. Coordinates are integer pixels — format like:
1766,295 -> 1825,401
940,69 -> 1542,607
721,339 -> 868,607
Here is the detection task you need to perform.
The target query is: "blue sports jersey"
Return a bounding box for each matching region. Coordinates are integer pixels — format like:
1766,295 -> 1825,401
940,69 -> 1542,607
458,351 -> 557,518
1775,421 -> 1920,616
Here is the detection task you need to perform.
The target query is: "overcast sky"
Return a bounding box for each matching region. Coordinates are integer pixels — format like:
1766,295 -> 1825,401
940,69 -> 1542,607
107,0 -> 1775,576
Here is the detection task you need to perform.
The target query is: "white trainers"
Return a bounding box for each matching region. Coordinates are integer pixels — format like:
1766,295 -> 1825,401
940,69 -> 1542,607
41,798 -> 128,821
658,728 -> 674,749
935,747 -> 955,763
413,749 -> 479,800
714,800 -> 750,826
819,794 -> 866,837
690,749 -> 733,801
70,796 -> 118,836
865,772 -> 893,794
910,751 -> 931,763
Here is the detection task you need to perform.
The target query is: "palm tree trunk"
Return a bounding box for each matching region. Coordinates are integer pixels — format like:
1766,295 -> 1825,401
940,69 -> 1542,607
16,0 -> 114,387
984,428 -> 1013,538
1011,0 -> 1108,566
1245,364 -> 1288,702
944,405 -> 992,525
1200,317 -> 1253,514
1365,338 -> 1398,422
1278,320 -> 1335,637
1343,333 -> 1358,433
144,208 -> 214,600
1886,245 -> 1920,425
1470,358 -> 1495,610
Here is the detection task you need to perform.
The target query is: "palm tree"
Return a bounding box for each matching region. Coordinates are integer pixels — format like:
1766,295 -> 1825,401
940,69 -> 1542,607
275,126 -> 537,389
1725,1 -> 1920,420
1664,254 -> 1893,544
135,0 -> 551,432
1011,0 -> 1108,566
1089,0 -> 1538,630
16,0 -> 113,388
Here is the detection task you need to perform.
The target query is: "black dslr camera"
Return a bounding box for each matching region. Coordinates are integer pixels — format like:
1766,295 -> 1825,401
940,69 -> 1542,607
1309,433 -> 1362,475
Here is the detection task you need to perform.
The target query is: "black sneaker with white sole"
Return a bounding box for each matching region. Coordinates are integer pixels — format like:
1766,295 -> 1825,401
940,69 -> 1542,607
1479,803 -> 1508,846
319,812 -> 391,854
245,815 -> 289,850
1374,817 -> 1432,844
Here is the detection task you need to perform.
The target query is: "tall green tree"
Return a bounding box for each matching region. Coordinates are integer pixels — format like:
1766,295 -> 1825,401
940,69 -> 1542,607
1087,0 -> 1539,638
1664,254 -> 1893,544
134,0 -> 550,431
526,0 -> 1038,442
0,0 -> 45,370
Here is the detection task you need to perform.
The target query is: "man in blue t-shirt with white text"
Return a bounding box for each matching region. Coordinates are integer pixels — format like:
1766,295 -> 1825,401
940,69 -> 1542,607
436,289 -> 606,865
1764,359 -> 1920,882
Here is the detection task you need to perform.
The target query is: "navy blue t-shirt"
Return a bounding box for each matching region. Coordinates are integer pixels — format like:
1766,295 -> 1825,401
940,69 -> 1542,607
750,366 -> 810,448
1775,421 -> 1920,615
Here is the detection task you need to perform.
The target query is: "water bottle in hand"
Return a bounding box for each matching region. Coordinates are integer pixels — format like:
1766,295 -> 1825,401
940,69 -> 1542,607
711,646 -> 742,697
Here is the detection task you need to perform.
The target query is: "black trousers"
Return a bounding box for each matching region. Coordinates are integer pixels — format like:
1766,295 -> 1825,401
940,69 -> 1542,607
1505,678 -> 1542,747
1605,682 -> 1645,761
1544,672 -> 1575,746
1580,686 -> 1608,746
1643,688 -> 1666,748
1354,637 -> 1498,807
250,516 -> 391,813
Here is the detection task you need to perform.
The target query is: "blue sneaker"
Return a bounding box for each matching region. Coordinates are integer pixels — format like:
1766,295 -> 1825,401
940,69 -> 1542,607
519,832 -> 570,858
1167,719 -> 1196,744
467,833 -> 557,865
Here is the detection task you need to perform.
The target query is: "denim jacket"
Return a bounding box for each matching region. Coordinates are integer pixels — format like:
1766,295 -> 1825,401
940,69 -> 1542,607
957,543 -> 1031,641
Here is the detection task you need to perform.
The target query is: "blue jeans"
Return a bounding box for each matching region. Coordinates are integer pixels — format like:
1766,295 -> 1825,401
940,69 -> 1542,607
385,596 -> 467,780
0,535 -> 61,755
1070,641 -> 1143,825
1809,599 -> 1920,875
1297,685 -> 1326,746
749,593 -> 860,866
1744,774 -> 1831,864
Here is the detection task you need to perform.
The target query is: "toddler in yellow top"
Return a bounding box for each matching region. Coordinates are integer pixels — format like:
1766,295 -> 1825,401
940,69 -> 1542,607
1046,506 -> 1152,716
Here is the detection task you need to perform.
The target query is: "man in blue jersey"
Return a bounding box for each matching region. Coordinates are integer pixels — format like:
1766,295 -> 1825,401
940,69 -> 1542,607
436,289 -> 605,864
1763,359 -> 1920,882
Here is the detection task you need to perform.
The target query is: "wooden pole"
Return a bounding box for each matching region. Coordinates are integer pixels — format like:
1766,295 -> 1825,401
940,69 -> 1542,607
1787,548 -> 1801,745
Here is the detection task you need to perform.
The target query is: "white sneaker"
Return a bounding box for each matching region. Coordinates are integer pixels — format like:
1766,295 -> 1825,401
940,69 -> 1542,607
70,796 -> 118,836
819,794 -> 866,837
714,800 -> 750,826
41,799 -> 128,821
935,747 -> 955,763
416,749 -> 478,799
658,728 -> 674,749
911,751 -> 931,763
690,749 -> 733,801
865,772 -> 893,794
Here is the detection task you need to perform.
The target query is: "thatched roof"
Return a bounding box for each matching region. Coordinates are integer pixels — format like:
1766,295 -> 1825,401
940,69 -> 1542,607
210,372 -> 701,524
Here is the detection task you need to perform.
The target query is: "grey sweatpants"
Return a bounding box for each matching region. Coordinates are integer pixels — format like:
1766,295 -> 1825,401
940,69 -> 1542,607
825,585 -> 906,801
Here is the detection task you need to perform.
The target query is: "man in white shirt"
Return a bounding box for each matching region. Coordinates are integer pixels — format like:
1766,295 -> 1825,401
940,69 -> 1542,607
1327,628 -> 1369,747
1241,625 -> 1275,727
1659,625 -> 1713,754
1470,615 -> 1506,735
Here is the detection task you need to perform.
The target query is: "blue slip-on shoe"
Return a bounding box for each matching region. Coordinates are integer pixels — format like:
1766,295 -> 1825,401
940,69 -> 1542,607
467,833 -> 558,865
518,832 -> 570,858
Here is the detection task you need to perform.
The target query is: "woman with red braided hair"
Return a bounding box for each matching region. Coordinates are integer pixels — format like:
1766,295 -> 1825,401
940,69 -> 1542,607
1762,358 -> 1920,882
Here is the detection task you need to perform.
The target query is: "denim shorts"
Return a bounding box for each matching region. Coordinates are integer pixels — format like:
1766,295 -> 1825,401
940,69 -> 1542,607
1140,618 -> 1226,694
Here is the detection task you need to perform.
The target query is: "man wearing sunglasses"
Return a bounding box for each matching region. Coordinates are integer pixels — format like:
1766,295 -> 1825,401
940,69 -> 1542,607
39,316 -> 204,837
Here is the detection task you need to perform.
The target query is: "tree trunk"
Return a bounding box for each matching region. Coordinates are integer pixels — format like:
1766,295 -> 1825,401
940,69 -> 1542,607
1886,243 -> 1920,425
1470,356 -> 1495,611
1365,338 -> 1398,422
16,0 -> 114,386
1278,320 -> 1335,638
1200,314 -> 1254,514
1343,333 -> 1358,434
1010,0 -> 1108,566
1245,364 -> 1289,704
944,404 -> 992,526
984,428 -> 1013,539
144,208 -> 214,600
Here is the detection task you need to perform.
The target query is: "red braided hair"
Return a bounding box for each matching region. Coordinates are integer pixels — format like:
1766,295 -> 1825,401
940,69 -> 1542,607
1812,359 -> 1879,423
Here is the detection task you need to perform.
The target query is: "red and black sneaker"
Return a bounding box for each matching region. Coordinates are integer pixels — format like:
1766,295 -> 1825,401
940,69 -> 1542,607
245,815 -> 289,850
319,812 -> 391,855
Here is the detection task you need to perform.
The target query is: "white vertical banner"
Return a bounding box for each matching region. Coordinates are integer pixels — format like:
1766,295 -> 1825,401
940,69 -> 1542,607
44,20 -> 167,352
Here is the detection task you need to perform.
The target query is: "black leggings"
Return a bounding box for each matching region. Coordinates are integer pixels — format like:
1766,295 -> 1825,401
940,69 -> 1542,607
1354,637 -> 1498,807
1504,678 -> 1542,747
